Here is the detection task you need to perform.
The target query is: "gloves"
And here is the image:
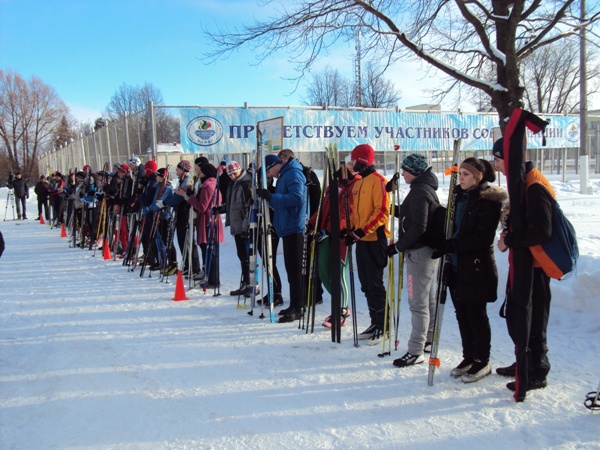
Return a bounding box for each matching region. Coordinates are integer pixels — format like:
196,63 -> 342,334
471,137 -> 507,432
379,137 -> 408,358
314,229 -> 328,243
344,228 -> 365,246
431,241 -> 450,259
257,188 -> 271,201
386,172 -> 400,192
386,243 -> 399,257
156,199 -> 164,208
142,207 -> 149,216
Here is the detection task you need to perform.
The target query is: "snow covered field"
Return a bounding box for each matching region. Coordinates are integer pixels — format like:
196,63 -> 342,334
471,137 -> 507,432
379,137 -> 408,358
0,172 -> 599,449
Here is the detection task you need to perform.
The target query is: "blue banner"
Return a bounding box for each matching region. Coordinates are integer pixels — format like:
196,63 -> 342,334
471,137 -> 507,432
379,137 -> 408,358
179,107 -> 580,154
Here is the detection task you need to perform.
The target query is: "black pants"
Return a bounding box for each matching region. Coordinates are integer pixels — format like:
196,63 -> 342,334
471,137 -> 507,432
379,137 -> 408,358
234,234 -> 250,284
15,196 -> 26,218
37,198 -> 50,220
258,232 -> 282,294
355,229 -> 388,328
449,272 -> 491,363
506,261 -> 552,397
282,233 -> 304,309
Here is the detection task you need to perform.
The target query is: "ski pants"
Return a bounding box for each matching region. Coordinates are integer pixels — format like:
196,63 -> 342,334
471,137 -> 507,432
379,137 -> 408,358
15,196 -> 26,218
355,230 -> 388,329
405,245 -> 438,355
282,233 -> 304,309
449,271 -> 491,363
37,198 -> 50,220
234,233 -> 250,285
506,266 -> 552,388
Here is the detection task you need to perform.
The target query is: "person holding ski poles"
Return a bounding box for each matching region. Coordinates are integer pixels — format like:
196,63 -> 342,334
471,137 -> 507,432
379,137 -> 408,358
345,143 -> 390,345
222,161 -> 256,297
431,157 -> 507,382
308,165 -> 361,327
177,162 -> 224,288
387,153 -> 440,366
257,153 -> 307,323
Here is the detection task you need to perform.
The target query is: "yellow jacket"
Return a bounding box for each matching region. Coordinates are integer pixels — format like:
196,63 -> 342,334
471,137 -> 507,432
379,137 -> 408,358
350,169 -> 390,241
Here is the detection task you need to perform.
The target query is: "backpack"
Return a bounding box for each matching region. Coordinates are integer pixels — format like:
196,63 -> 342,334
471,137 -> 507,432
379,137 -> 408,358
529,198 -> 578,280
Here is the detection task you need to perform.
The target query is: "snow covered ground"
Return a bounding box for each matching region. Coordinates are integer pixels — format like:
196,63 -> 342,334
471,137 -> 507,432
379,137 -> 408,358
1,171 -> 599,450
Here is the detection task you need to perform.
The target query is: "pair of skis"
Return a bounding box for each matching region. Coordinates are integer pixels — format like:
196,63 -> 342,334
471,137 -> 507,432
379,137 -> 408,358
427,139 -> 461,386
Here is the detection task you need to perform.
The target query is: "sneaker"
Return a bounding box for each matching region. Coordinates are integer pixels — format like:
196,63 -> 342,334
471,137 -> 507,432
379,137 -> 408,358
322,308 -> 351,328
278,308 -> 303,323
162,263 -> 178,276
278,307 -> 293,316
450,359 -> 473,378
496,362 -> 516,377
358,324 -> 377,340
257,293 -> 283,306
366,328 -> 388,346
424,341 -> 433,353
193,271 -> 205,281
243,285 -> 260,298
230,283 -> 247,296
393,352 -> 425,368
506,378 -> 547,392
460,360 -> 491,383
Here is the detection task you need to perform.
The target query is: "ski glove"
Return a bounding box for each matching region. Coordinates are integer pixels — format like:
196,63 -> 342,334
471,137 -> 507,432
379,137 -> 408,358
431,241 -> 450,259
156,200 -> 164,208
386,243 -> 399,257
344,228 -> 365,246
386,172 -> 400,192
257,188 -> 271,201
314,230 -> 328,243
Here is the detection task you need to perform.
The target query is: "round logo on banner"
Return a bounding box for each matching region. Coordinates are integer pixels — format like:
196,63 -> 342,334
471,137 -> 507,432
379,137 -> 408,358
566,121 -> 579,143
186,116 -> 224,147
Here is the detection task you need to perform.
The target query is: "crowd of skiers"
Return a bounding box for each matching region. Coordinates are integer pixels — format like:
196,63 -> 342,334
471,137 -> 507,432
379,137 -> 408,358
25,135 -> 552,403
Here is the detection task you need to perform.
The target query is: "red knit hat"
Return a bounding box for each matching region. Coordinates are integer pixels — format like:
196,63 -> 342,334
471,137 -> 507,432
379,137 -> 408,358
351,144 -> 375,165
177,160 -> 191,172
118,164 -> 130,173
144,159 -> 158,175
226,161 -> 242,175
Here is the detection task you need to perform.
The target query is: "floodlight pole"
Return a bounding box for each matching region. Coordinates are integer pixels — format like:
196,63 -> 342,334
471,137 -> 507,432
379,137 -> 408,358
580,0 -> 593,194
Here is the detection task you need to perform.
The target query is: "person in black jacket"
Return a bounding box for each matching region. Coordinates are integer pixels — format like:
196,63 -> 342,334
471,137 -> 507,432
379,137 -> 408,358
12,172 -> 29,220
387,154 -> 440,367
433,157 -> 507,382
34,175 -> 51,221
494,138 -> 554,400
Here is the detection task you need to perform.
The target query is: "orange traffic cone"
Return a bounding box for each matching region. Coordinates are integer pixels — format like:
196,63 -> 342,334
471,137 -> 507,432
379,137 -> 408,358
60,223 -> 67,238
173,270 -> 189,301
102,239 -> 112,260
40,216 -> 45,225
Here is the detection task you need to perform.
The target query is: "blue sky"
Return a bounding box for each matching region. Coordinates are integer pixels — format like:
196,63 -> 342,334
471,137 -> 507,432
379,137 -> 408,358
11,0 -> 596,126
0,0 -> 448,124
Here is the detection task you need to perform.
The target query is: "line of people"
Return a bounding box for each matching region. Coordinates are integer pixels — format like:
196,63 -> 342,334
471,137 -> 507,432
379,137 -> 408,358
38,138 -> 553,402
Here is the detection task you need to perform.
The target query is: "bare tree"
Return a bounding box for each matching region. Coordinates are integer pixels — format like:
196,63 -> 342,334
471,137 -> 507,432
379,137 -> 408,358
104,82 -> 179,150
521,38 -> 600,114
204,0 -> 600,128
361,62 -> 401,108
0,69 -> 68,176
303,66 -> 352,107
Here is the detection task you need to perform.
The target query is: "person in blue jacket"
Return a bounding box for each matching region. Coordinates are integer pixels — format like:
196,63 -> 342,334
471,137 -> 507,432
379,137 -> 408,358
257,154 -> 307,323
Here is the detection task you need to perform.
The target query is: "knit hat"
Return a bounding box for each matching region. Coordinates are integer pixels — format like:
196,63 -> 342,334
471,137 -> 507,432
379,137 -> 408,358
265,154 -> 282,171
83,164 -> 91,172
401,154 -> 428,176
492,137 -> 504,159
156,168 -> 167,178
118,164 -> 130,173
129,156 -> 141,166
177,160 -> 191,172
144,159 -> 158,175
76,171 -> 86,179
195,156 -> 209,168
351,144 -> 375,165
226,161 -> 242,175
